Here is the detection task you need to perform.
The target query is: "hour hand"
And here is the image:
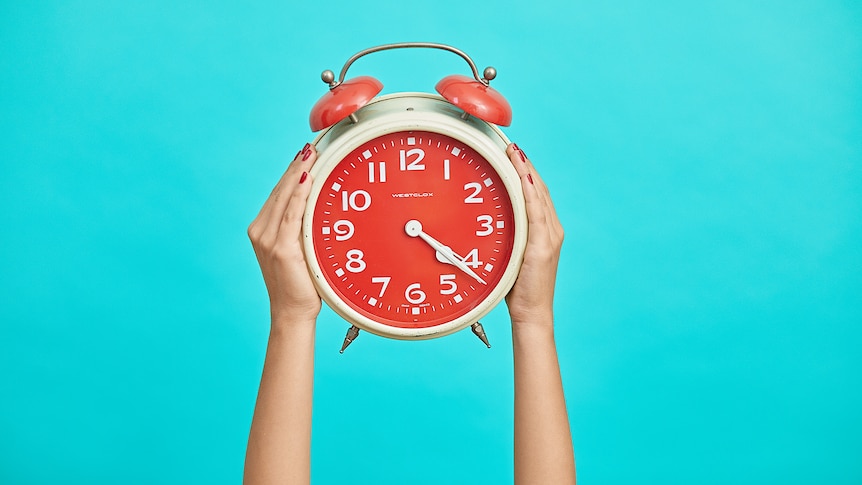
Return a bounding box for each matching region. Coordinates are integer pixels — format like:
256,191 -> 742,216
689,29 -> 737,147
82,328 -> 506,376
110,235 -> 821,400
435,247 -> 463,265
405,220 -> 487,285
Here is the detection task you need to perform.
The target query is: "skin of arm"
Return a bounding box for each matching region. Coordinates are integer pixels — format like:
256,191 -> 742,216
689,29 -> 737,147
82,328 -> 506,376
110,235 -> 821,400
505,144 -> 576,485
244,144 -> 320,485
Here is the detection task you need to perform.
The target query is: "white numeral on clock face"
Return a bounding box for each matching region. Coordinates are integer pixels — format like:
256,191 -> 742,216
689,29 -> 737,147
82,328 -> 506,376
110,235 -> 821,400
464,182 -> 483,203
341,190 -> 371,211
405,283 -> 427,304
439,274 -> 457,295
333,219 -> 355,241
443,159 -> 450,180
368,161 -> 386,183
345,249 -> 366,273
463,248 -> 482,268
476,215 -> 494,236
371,276 -> 391,297
400,149 -> 425,171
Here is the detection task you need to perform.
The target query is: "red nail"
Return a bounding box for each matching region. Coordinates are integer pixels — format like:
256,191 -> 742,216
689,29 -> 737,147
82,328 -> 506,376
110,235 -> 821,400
511,143 -> 520,152
299,171 -> 308,184
302,149 -> 312,161
527,173 -> 534,184
301,143 -> 311,155
295,150 -> 302,159
518,150 -> 526,163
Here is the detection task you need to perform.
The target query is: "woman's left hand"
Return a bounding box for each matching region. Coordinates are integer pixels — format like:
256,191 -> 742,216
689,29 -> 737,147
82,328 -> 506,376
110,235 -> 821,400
247,143 -> 321,326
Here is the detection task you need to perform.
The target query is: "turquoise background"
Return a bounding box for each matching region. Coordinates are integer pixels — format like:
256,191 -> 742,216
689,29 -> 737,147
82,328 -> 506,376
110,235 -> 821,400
1,1 -> 860,483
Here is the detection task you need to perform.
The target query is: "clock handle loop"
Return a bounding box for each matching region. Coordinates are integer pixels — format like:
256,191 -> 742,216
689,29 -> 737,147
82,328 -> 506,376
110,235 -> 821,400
310,42 -> 511,130
322,42 -> 495,90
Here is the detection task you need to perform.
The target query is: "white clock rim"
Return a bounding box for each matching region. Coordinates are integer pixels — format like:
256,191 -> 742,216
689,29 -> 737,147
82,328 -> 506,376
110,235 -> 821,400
302,92 -> 528,340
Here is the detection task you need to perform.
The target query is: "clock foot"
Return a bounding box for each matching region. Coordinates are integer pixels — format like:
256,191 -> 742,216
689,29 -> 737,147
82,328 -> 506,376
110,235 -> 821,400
471,322 -> 491,348
340,325 -> 360,353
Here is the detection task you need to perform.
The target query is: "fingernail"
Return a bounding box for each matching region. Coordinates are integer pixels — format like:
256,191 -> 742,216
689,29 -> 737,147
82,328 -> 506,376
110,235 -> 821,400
302,149 -> 312,161
518,150 -> 526,163
295,150 -> 302,160
301,143 -> 311,155
511,143 -> 520,153
527,173 -> 534,184
299,171 -> 308,184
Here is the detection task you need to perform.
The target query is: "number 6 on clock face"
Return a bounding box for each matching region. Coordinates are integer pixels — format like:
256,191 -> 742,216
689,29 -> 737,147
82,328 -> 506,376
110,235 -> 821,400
303,94 -> 527,340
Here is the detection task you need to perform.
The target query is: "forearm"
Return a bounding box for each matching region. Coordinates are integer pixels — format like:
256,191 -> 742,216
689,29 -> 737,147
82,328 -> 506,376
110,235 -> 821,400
244,318 -> 316,485
512,316 -> 576,485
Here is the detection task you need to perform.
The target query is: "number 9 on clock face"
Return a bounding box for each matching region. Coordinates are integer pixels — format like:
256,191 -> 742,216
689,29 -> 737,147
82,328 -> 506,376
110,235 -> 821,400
307,130 -> 519,337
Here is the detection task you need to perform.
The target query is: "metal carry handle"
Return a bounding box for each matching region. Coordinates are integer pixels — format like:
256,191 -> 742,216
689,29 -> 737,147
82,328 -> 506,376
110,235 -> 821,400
320,42 -> 497,89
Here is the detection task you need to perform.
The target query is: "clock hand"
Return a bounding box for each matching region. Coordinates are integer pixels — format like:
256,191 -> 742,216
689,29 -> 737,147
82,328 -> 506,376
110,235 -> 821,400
405,220 -> 487,285
435,246 -> 464,265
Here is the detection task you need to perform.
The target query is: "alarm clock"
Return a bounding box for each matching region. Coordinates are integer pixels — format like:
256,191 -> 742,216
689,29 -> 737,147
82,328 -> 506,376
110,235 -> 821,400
301,43 -> 528,352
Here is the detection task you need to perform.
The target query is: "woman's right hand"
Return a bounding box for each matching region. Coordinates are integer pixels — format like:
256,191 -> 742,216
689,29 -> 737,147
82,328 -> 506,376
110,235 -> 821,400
247,143 -> 321,325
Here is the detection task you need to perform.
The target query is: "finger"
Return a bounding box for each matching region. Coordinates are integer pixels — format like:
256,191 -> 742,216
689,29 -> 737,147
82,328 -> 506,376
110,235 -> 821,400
507,143 -> 553,199
506,143 -> 561,230
261,144 -> 318,241
533,168 -> 563,242
275,169 -> 314,253
506,143 -> 530,178
264,144 -> 316,225
530,167 -> 562,237
253,146 -> 305,224
520,172 -> 549,247
507,143 -> 549,223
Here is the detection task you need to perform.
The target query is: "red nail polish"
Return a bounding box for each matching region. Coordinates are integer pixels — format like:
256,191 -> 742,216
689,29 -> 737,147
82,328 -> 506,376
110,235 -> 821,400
518,150 -> 526,163
295,150 -> 302,159
512,143 -> 520,152
299,171 -> 308,184
302,149 -> 312,161
527,173 -> 534,184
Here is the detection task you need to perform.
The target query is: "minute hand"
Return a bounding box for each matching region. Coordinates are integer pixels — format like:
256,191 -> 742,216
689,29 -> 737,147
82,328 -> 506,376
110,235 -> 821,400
404,219 -> 487,285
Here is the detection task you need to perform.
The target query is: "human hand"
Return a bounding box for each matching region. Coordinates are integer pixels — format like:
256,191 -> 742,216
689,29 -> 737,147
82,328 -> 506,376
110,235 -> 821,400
247,143 -> 321,326
504,143 -> 565,328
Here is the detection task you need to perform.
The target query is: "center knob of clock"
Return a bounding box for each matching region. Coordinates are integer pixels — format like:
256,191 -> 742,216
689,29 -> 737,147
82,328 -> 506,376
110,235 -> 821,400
404,219 -> 423,237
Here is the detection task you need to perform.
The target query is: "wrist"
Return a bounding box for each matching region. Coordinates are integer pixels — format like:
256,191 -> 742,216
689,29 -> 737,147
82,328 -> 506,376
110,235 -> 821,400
509,307 -> 554,328
270,310 -> 318,333
270,299 -> 321,324
511,307 -> 555,338
511,319 -> 557,354
512,317 -> 554,335
268,318 -> 317,351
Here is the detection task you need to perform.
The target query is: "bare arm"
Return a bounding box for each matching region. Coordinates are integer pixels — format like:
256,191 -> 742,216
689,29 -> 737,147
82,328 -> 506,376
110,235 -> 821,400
244,144 -> 320,485
505,144 -> 576,485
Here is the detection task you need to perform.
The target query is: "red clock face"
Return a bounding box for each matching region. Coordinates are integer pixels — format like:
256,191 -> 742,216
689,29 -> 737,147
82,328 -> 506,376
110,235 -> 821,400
312,131 -> 516,329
